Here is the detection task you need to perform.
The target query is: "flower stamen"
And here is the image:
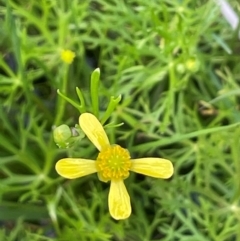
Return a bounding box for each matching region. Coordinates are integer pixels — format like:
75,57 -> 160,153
96,145 -> 132,181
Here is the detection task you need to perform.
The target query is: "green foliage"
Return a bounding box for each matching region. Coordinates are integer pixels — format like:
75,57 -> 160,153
0,0 -> 240,240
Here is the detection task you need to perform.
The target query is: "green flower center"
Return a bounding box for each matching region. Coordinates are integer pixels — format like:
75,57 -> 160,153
96,145 -> 132,181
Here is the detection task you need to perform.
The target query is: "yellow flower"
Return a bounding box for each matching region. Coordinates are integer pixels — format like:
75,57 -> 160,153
61,49 -> 76,64
55,113 -> 174,220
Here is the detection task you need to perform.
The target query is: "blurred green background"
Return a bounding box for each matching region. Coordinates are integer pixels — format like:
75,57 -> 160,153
0,0 -> 240,240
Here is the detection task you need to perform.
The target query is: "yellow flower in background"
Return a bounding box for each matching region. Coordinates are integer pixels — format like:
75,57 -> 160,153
61,49 -> 76,64
55,113 -> 174,220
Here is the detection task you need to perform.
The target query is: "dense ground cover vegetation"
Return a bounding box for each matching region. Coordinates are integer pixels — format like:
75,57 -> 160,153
0,0 -> 240,240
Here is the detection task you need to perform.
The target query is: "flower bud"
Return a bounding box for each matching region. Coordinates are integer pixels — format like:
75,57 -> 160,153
53,124 -> 81,148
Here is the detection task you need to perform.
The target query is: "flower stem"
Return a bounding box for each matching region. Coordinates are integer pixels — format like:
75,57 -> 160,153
54,66 -> 68,125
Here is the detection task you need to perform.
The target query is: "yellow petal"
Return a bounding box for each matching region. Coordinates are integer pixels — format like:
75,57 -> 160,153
108,180 -> 131,220
130,158 -> 173,179
55,158 -> 97,179
79,113 -> 110,151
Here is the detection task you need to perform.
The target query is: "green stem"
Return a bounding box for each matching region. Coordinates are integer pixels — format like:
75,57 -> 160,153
90,68 -> 100,117
101,95 -> 122,124
54,66 -> 68,125
76,87 -> 86,112
57,89 -> 83,113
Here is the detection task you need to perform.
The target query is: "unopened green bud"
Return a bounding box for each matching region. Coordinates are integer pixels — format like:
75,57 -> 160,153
53,124 -> 81,148
176,63 -> 185,74
185,57 -> 200,72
